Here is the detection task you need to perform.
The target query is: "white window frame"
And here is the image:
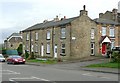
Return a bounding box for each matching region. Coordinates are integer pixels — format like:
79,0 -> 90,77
102,27 -> 106,36
111,41 -> 115,50
109,28 -> 115,37
35,43 -> 38,52
46,31 -> 50,40
35,32 -> 38,40
61,44 -> 65,54
46,43 -> 50,54
91,43 -> 95,55
31,44 -> 34,52
26,33 -> 29,40
61,28 -> 66,38
91,29 -> 95,39
26,44 -> 29,52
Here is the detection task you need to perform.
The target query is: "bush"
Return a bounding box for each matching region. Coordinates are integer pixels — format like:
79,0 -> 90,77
25,50 -> 29,59
17,44 -> 23,55
112,51 -> 120,63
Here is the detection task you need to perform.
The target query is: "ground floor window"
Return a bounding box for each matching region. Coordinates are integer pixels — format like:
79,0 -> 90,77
46,43 -> 50,54
91,43 -> 95,55
61,44 -> 65,55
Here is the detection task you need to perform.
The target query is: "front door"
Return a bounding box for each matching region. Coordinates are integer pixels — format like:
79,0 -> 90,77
54,44 -> 57,58
41,45 -> 44,56
102,43 -> 106,55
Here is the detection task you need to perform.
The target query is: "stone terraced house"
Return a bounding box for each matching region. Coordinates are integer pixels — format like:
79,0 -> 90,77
94,9 -> 120,56
22,5 -> 120,60
22,6 -> 99,60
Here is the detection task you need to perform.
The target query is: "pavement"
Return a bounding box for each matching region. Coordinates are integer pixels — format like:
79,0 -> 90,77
26,56 -> 119,74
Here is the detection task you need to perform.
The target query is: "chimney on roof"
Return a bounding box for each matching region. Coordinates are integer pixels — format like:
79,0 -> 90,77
61,16 -> 66,20
80,5 -> 88,16
99,13 -> 103,18
54,15 -> 59,21
43,20 -> 48,23
112,9 -> 118,22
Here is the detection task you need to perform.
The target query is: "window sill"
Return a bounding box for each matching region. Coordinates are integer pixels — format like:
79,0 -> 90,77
46,53 -> 50,54
60,53 -> 66,56
46,39 -> 51,40
60,38 -> 66,39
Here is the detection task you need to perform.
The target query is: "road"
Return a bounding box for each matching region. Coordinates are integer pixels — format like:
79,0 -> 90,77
0,62 -> 118,83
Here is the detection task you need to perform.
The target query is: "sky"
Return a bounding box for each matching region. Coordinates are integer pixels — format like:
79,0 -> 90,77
0,0 -> 120,43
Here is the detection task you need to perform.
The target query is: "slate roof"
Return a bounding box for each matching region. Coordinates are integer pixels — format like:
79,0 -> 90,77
7,33 -> 22,40
22,16 -> 79,32
94,18 -> 119,25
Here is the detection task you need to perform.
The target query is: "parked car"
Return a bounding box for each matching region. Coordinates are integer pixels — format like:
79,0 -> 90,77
7,55 -> 25,64
112,46 -> 120,52
0,54 -> 5,62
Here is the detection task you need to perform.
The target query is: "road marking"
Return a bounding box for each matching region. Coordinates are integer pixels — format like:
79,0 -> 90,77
32,76 -> 50,81
9,76 -> 50,82
0,70 -> 20,75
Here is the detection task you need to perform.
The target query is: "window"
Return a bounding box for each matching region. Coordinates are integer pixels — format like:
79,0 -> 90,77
35,32 -> 38,40
111,41 -> 114,50
91,43 -> 94,55
46,43 -> 50,54
31,44 -> 34,52
102,27 -> 106,36
61,27 -> 66,38
26,44 -> 29,52
26,33 -> 29,40
109,28 -> 115,37
91,29 -> 95,39
61,44 -> 65,54
35,43 -> 38,52
46,31 -> 50,40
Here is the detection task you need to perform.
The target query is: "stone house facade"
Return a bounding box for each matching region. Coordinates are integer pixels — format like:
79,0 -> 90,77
22,6 -> 99,60
94,9 -> 120,56
4,33 -> 22,50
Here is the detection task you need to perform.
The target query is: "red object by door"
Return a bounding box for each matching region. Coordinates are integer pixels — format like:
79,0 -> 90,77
102,43 -> 106,55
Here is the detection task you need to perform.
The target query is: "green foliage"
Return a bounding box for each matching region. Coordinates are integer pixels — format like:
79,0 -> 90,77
112,51 -> 120,63
17,44 -> 23,55
25,50 -> 29,59
86,62 -> 119,68
2,49 -> 6,55
31,52 -> 35,59
27,59 -> 57,64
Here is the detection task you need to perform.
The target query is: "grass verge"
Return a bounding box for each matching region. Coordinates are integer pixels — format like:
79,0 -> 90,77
86,62 -> 120,69
27,59 -> 57,64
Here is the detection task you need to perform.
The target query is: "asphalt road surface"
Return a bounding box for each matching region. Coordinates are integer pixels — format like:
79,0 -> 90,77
0,62 -> 118,83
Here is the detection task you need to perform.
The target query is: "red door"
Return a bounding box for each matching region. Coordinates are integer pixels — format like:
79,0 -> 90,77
102,43 -> 106,55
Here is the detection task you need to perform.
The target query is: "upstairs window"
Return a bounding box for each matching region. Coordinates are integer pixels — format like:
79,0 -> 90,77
91,29 -> 95,39
26,33 -> 29,40
35,32 -> 38,40
46,31 -> 50,40
61,27 -> 66,39
102,27 -> 106,36
109,28 -> 115,37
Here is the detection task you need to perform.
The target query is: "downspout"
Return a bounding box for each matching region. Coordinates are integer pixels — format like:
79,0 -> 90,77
29,30 -> 32,56
52,27 -> 54,58
70,23 -> 72,57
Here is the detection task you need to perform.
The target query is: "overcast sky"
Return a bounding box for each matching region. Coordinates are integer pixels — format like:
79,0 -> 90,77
0,0 -> 120,43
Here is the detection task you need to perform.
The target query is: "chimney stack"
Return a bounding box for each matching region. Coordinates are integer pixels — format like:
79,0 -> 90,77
80,5 -> 88,16
54,15 -> 59,21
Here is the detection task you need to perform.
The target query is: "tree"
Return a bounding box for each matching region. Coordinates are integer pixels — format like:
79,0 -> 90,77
17,44 -> 23,56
